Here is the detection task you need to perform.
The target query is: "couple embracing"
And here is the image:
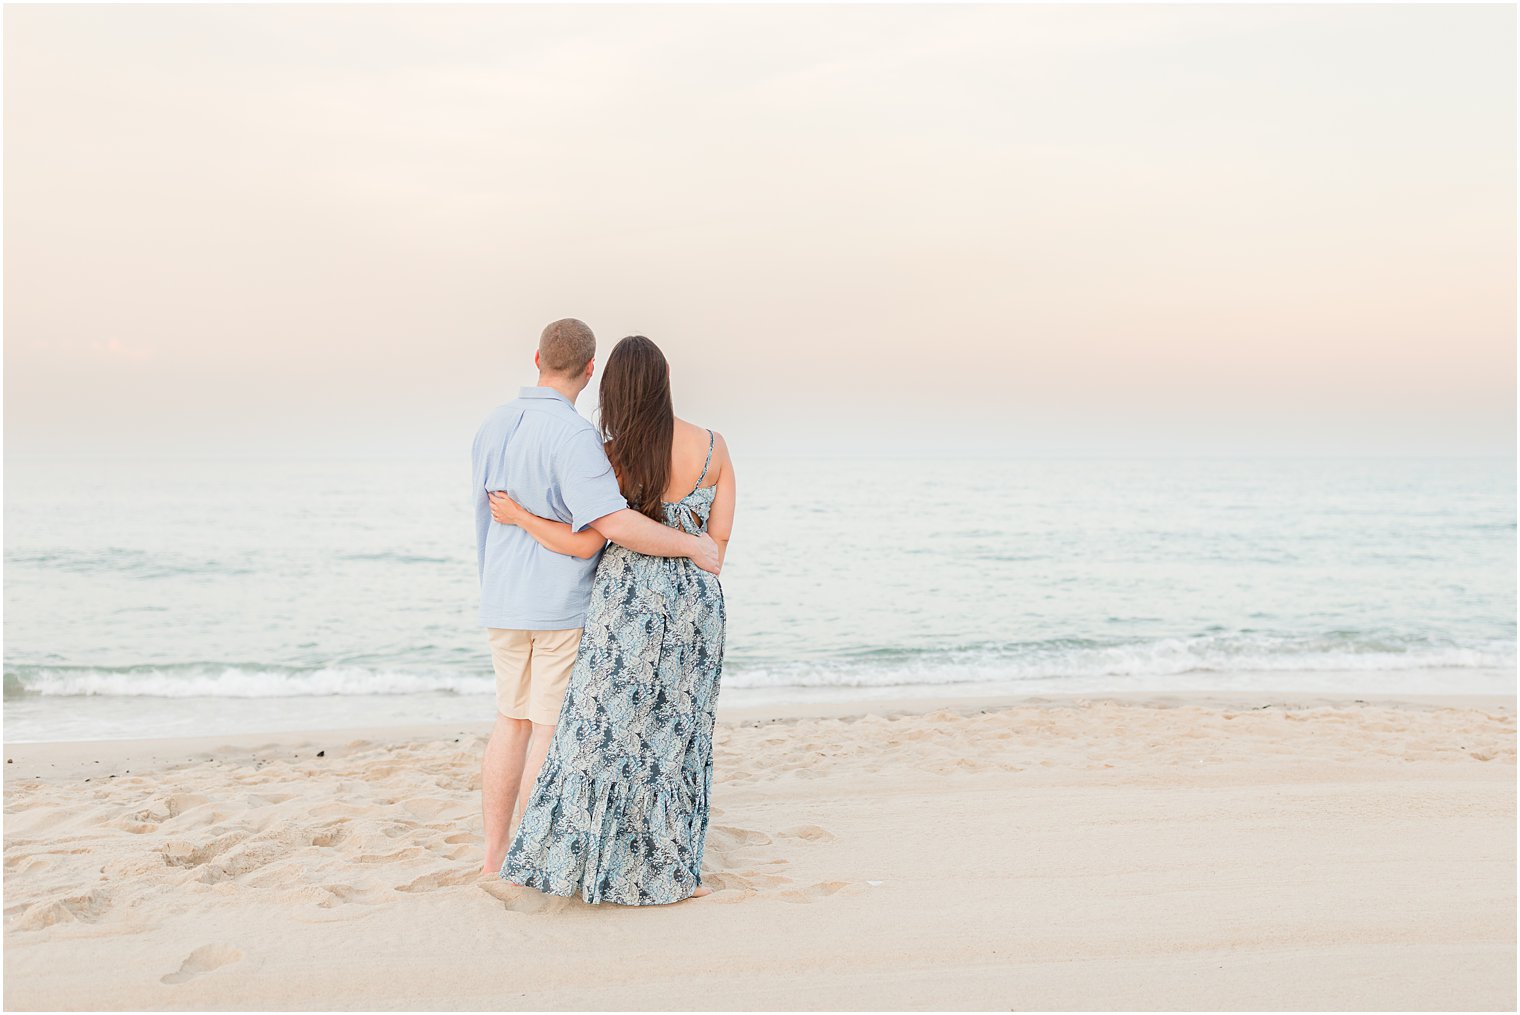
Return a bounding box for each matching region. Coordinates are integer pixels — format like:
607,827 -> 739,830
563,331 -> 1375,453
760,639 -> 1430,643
471,319 -> 735,906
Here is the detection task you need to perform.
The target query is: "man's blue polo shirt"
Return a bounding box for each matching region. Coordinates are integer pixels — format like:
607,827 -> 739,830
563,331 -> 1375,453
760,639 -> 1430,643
471,387 -> 628,629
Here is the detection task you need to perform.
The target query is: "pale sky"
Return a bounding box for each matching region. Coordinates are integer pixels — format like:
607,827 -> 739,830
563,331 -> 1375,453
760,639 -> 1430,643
5,4 -> 1515,459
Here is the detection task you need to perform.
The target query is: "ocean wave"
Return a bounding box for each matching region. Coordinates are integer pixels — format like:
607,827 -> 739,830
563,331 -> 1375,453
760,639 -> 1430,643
3,665 -> 494,699
5,631 -> 1514,699
727,633 -> 1518,690
336,552 -> 455,565
5,548 -> 253,579
7,546 -> 463,578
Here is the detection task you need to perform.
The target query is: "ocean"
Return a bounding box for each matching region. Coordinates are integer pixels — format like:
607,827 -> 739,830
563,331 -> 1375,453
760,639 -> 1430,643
4,455 -> 1514,742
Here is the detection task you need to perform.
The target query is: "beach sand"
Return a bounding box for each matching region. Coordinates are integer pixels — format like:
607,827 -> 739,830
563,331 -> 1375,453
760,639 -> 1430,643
4,692 -> 1515,1011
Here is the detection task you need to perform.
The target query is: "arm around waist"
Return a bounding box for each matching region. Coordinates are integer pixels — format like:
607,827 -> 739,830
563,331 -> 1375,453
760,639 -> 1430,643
590,509 -> 720,574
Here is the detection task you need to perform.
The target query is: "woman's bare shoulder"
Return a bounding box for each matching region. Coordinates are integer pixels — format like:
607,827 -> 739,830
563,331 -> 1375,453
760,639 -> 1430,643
674,417 -> 726,450
672,418 -> 728,473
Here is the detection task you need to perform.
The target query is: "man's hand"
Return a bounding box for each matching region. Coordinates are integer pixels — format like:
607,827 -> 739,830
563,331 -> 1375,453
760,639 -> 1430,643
488,491 -> 523,526
688,531 -> 721,575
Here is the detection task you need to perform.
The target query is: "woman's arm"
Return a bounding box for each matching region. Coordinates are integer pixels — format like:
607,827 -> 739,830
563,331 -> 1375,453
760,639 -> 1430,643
489,492 -> 607,560
705,432 -> 736,568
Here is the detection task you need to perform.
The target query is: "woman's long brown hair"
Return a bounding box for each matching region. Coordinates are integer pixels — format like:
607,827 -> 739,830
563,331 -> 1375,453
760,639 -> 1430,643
598,335 -> 674,521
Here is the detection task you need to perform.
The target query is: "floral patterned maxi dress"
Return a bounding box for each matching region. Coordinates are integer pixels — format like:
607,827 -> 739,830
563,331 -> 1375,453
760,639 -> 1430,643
500,433 -> 726,905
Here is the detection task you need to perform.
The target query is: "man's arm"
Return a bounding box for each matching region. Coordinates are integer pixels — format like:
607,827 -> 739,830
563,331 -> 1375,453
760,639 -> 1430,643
591,509 -> 721,575
555,428 -> 720,574
705,431 -> 736,570
489,491 -> 607,560
471,431 -> 491,582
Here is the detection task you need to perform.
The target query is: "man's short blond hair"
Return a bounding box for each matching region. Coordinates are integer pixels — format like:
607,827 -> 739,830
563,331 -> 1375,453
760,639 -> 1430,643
538,319 -> 596,376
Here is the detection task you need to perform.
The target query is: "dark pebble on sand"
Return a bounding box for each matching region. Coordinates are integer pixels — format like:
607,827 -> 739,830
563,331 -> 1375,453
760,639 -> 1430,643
316,750 -> 325,757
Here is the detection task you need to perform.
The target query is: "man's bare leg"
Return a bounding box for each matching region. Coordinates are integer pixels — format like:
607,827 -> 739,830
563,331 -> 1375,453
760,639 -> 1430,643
482,714 -> 532,875
514,722 -> 556,824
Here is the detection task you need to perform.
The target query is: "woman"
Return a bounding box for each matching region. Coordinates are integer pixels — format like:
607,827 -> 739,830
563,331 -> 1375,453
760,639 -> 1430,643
488,334 -> 735,906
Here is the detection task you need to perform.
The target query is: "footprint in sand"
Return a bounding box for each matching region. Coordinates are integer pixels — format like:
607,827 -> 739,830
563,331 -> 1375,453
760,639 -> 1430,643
159,831 -> 248,869
309,825 -> 347,848
400,797 -> 457,820
110,818 -> 159,835
160,944 -> 242,984
775,881 -> 859,904
706,825 -> 772,849
704,887 -> 759,905
134,793 -> 212,823
477,879 -> 573,914
395,867 -> 478,893
358,846 -> 428,865
14,889 -> 112,931
779,824 -> 837,843
705,869 -> 793,893
286,883 -> 374,910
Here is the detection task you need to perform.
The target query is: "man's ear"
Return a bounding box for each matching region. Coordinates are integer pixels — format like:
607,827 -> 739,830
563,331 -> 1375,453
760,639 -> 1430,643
533,350 -> 542,372
585,358 -> 596,381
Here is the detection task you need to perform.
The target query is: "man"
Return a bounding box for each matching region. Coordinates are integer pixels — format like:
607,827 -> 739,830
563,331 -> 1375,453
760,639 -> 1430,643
471,318 -> 720,876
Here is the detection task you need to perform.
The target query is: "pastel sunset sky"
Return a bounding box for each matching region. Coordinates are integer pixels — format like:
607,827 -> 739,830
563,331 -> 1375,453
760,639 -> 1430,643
5,4 -> 1514,458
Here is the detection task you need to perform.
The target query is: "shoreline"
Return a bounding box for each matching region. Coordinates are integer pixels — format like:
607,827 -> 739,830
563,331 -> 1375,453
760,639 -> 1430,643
5,689 -> 1513,783
6,661 -> 1514,745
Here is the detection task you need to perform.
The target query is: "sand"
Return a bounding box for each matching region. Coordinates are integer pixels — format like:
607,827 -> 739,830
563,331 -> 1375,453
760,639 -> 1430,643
4,691 -> 1515,1011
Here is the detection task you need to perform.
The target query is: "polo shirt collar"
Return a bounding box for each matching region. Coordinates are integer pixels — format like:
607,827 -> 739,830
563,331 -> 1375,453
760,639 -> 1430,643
520,385 -> 574,407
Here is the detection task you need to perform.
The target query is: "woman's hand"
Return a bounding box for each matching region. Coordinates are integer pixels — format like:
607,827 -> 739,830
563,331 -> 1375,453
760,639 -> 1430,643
488,490 -> 524,526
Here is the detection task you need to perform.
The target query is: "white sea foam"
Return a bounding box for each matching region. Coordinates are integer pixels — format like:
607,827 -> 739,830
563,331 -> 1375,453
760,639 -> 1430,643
728,637 -> 1519,690
6,634 -> 1513,700
4,666 -> 496,699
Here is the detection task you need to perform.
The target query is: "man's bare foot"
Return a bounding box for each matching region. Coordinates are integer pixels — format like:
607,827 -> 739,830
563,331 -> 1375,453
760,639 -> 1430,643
687,885 -> 713,900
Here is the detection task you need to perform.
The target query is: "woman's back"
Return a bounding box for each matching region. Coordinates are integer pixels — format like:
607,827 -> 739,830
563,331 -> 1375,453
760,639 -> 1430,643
660,419 -> 734,557
661,419 -> 719,502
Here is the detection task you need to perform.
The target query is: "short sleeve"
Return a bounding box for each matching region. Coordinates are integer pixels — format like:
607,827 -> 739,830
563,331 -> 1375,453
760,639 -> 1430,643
556,429 -> 628,533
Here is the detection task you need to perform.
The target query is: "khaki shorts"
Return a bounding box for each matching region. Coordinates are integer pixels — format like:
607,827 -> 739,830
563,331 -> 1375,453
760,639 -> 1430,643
486,628 -> 582,726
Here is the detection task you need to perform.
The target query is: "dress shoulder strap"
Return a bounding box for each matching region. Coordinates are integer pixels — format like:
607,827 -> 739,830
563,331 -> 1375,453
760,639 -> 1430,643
691,429 -> 715,494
